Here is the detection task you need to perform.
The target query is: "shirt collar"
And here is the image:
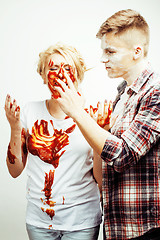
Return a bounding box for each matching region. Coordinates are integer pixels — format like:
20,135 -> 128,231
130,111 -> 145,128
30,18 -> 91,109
127,62 -> 154,95
117,80 -> 127,94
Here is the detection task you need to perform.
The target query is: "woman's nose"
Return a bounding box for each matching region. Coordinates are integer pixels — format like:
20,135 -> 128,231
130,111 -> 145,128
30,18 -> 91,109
58,67 -> 64,79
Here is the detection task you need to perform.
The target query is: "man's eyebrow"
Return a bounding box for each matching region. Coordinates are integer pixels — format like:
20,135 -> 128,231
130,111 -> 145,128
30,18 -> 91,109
104,47 -> 116,51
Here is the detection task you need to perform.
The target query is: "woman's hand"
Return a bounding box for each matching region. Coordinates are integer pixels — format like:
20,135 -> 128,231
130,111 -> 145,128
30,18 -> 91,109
5,95 -> 27,177
90,100 -> 114,131
5,95 -> 22,132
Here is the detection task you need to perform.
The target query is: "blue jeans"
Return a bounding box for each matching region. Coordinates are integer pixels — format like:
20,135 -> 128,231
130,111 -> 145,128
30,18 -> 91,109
26,224 -> 100,240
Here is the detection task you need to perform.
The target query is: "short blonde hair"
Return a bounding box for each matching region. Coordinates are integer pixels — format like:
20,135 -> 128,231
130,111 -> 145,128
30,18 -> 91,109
96,9 -> 150,57
37,42 -> 87,83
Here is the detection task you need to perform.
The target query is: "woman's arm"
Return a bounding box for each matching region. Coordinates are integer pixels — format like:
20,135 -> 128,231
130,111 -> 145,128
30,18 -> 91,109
93,150 -> 102,193
5,95 -> 27,178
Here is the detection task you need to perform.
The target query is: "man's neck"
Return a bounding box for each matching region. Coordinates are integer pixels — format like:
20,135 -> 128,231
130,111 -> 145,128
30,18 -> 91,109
124,58 -> 148,86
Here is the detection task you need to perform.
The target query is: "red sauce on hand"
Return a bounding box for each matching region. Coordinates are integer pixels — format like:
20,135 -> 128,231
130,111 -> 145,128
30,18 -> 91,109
7,128 -> 28,165
7,144 -> 16,164
88,100 -> 113,128
98,100 -> 112,127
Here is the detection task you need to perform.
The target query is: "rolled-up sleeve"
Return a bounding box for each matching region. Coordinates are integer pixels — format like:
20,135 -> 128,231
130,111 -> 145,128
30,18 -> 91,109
101,86 -> 160,173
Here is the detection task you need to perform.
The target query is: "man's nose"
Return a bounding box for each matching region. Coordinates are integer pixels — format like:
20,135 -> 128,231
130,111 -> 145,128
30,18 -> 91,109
100,53 -> 109,63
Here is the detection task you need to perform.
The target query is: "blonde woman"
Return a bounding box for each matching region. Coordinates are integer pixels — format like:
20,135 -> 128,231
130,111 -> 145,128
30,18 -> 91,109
5,43 -> 102,240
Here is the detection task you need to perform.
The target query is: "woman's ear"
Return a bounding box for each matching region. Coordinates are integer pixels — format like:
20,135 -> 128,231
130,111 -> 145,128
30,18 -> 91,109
133,45 -> 143,60
43,77 -> 47,84
41,72 -> 47,84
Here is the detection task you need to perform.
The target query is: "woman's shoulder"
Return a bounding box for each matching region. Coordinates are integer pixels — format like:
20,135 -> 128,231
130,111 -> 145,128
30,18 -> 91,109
23,100 -> 45,111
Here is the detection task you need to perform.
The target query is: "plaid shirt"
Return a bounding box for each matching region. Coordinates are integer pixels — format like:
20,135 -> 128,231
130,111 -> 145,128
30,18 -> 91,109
101,64 -> 160,239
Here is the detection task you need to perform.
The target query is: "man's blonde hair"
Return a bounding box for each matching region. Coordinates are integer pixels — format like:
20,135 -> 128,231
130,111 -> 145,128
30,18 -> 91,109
96,9 -> 150,57
37,42 -> 87,83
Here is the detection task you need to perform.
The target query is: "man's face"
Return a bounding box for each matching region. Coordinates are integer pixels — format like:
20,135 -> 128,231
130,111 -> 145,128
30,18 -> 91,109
101,32 -> 135,79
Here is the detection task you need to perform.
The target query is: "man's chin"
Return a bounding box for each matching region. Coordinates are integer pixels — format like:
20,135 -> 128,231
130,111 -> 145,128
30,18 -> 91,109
107,71 -> 120,79
107,72 -> 116,78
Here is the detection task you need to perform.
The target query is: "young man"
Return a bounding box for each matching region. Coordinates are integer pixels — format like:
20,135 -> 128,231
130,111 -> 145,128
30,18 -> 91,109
54,9 -> 160,240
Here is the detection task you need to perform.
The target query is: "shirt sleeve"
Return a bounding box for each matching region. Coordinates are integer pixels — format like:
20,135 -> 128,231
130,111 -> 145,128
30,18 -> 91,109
20,102 -> 29,130
101,85 -> 160,173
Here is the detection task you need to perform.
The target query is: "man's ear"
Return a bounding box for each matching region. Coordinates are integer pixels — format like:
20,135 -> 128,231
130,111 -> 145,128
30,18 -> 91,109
133,46 -> 143,60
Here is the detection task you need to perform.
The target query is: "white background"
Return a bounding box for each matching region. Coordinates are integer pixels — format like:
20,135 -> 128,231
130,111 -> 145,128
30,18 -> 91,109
0,0 -> 160,239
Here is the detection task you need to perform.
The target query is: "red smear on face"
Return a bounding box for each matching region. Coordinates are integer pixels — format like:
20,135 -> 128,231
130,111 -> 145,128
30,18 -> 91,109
27,120 -> 76,168
48,62 -> 76,99
48,59 -> 54,67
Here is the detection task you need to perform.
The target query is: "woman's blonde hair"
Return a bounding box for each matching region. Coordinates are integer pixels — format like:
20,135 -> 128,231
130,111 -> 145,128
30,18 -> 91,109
96,9 -> 150,57
37,42 -> 87,84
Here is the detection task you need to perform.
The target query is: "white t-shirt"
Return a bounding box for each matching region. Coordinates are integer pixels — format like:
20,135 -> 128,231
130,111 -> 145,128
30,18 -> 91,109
21,100 -> 102,230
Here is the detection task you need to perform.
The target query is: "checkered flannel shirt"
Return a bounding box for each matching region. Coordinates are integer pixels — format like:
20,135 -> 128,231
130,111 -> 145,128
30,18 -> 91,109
101,64 -> 160,239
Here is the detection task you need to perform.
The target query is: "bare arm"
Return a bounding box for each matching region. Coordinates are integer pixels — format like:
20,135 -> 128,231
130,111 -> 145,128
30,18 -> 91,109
93,150 -> 102,192
5,95 -> 27,178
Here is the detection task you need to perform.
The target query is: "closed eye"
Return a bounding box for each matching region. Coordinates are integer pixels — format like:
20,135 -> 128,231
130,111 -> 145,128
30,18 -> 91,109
64,64 -> 70,71
50,67 -> 58,71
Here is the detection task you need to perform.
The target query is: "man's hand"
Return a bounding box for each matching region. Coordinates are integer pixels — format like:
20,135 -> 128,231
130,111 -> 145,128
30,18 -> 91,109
53,70 -> 85,119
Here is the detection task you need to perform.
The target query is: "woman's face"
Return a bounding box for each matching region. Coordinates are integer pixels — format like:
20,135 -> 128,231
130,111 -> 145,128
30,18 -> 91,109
45,53 -> 76,99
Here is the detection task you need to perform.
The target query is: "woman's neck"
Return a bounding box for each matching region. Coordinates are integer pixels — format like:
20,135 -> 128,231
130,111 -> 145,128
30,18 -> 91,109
46,99 -> 66,119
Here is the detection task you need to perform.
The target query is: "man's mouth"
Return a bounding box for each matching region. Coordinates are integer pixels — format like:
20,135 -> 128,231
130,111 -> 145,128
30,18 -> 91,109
105,66 -> 111,70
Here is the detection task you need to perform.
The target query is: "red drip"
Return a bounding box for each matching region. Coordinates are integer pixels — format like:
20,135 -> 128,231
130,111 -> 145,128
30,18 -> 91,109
7,144 -> 16,164
42,170 -> 55,200
62,196 -> 65,205
21,128 -> 28,166
64,116 -> 70,120
41,207 -> 55,220
65,124 -> 76,134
